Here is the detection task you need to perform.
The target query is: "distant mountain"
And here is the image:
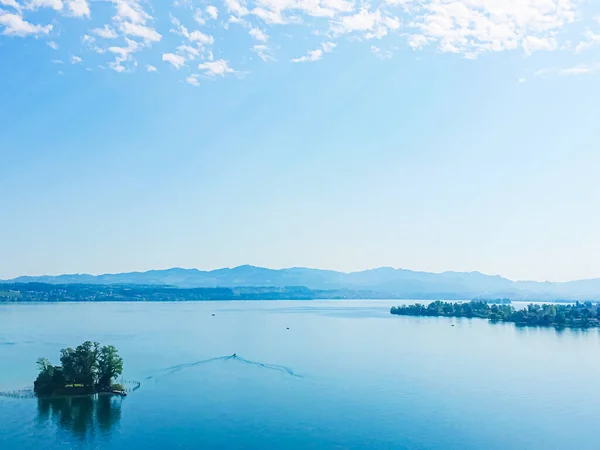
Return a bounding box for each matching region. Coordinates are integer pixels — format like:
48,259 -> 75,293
5,265 -> 600,300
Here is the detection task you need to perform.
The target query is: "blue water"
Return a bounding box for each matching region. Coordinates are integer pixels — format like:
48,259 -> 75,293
1,300 -> 600,449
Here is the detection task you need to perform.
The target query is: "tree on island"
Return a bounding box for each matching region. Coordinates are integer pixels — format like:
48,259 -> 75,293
34,341 -> 124,396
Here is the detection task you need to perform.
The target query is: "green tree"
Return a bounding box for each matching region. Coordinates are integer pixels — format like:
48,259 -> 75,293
34,357 -> 66,395
36,357 -> 53,375
60,341 -> 99,386
97,345 -> 124,388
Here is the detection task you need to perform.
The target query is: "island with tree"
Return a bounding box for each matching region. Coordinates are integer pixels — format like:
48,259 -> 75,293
34,341 -> 125,397
390,300 -> 600,328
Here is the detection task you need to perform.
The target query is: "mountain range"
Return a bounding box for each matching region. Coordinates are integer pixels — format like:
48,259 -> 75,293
5,265 -> 600,301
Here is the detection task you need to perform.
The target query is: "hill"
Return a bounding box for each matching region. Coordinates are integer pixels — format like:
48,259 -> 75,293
4,265 -> 600,300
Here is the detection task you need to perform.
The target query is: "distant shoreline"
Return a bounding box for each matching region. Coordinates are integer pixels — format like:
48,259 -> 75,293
0,286 -> 582,305
3,265 -> 600,302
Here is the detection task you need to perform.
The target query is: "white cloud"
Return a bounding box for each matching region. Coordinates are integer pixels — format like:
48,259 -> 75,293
146,64 -> 157,72
408,34 -> 428,49
559,64 -> 593,76
72,55 -> 82,63
193,8 -> 206,25
575,30 -> 600,54
120,21 -> 162,42
25,0 -> 90,18
65,0 -> 89,18
291,48 -> 322,62
112,0 -> 150,25
291,41 -> 336,63
251,7 -> 298,25
92,25 -> 118,39
162,52 -> 186,69
534,63 -> 599,78
252,44 -> 275,61
197,59 -> 235,76
206,5 -> 218,19
186,74 -> 200,85
0,0 -> 21,10
410,0 -> 576,58
331,8 -> 400,40
321,41 -> 336,52
371,45 -> 392,59
97,0 -> 160,70
47,40 -> 59,49
253,0 -> 353,20
518,78 -> 526,83
108,38 -> 141,72
333,8 -> 380,33
109,1 -> 160,41
26,0 -> 63,11
224,0 -> 248,16
188,30 -> 214,45
0,10 -> 52,36
171,16 -> 214,45
177,44 -> 200,59
249,26 -> 268,42
51,59 -> 63,63
522,36 -> 558,55
111,64 -> 126,73
1,0 -> 598,84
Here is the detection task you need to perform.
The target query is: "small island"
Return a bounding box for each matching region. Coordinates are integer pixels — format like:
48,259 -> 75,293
390,300 -> 600,328
34,341 -> 125,397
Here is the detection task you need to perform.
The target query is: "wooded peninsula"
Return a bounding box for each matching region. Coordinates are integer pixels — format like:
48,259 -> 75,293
390,300 -> 600,328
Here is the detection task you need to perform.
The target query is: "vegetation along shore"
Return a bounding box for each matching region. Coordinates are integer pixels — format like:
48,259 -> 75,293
391,300 -> 600,328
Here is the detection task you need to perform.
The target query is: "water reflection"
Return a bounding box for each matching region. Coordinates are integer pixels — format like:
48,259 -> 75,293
37,394 -> 122,440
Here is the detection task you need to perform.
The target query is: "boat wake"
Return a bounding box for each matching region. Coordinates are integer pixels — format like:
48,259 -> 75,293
146,354 -> 302,381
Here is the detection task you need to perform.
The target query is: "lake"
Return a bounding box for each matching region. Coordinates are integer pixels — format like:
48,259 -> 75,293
1,300 -> 600,449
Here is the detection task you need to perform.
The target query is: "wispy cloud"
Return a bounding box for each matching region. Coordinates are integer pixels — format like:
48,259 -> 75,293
206,5 -> 218,20
92,25 -> 118,39
186,74 -> 200,85
534,63 -> 600,78
162,52 -> 186,69
291,41 -> 336,63
2,0 -> 599,84
370,45 -> 392,59
252,44 -> 275,61
197,59 -> 236,76
0,10 -> 52,36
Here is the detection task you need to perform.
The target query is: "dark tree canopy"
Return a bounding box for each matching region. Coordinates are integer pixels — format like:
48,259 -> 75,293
34,342 -> 124,396
98,345 -> 124,389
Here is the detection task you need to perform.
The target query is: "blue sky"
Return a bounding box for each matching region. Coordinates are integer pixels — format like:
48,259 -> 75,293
1,0 -> 600,282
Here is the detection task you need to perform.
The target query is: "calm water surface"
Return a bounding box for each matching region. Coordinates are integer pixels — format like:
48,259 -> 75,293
1,300 -> 600,449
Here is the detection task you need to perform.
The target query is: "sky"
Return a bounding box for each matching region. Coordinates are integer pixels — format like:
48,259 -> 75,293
1,0 -> 600,282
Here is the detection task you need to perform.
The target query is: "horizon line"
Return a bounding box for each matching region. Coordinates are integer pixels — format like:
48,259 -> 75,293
3,264 -> 599,285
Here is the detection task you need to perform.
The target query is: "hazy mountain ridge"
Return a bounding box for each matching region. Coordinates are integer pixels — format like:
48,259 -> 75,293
4,265 -> 600,300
